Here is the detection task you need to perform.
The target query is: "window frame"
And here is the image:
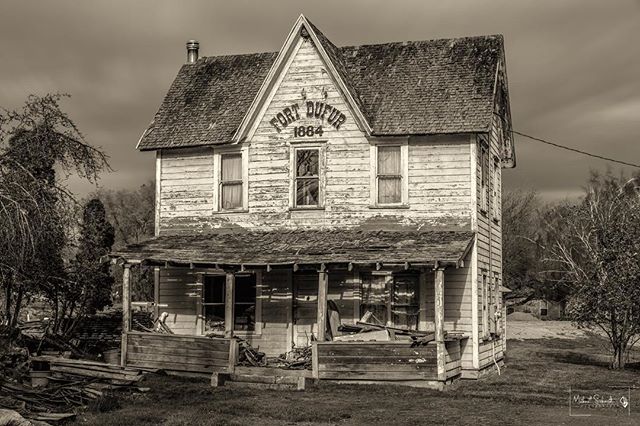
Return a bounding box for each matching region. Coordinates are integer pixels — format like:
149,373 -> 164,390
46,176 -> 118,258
213,145 -> 249,212
359,271 -> 420,330
370,139 -> 409,208
201,271 -> 262,336
289,142 -> 326,210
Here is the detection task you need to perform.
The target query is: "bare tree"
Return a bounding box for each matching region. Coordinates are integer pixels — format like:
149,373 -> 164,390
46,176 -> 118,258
546,172 -> 640,368
0,94 -> 110,330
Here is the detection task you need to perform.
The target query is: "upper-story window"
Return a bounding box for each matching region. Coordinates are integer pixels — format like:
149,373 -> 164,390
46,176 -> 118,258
215,147 -> 248,211
371,141 -> 408,207
220,153 -> 243,210
291,144 -> 324,209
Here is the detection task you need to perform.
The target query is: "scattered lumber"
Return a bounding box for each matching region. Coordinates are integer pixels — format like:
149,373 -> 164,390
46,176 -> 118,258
334,329 -> 390,342
31,356 -> 145,385
236,339 -> 266,367
269,346 -> 312,370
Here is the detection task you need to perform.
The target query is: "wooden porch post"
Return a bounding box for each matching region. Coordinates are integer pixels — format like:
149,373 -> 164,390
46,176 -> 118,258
121,264 -> 132,367
153,267 -> 160,319
317,266 -> 328,342
434,267 -> 446,381
225,272 -> 235,338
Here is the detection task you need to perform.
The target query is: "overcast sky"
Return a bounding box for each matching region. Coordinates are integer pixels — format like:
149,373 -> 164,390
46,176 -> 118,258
1,0 -> 638,201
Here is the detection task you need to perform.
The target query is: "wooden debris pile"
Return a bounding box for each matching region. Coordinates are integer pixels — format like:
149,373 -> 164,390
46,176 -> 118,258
236,339 -> 266,367
269,346 -> 312,370
336,321 -> 438,347
0,356 -> 154,423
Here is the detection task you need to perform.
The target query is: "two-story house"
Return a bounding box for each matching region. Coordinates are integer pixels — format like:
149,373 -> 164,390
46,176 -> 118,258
113,15 -> 515,388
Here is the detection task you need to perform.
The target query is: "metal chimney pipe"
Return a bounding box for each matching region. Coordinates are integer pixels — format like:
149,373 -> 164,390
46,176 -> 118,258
186,40 -> 199,63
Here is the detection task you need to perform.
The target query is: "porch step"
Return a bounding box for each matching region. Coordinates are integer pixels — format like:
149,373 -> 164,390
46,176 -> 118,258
212,373 -> 307,391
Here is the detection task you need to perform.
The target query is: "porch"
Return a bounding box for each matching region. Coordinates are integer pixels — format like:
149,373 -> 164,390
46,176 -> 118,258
113,229 -> 474,387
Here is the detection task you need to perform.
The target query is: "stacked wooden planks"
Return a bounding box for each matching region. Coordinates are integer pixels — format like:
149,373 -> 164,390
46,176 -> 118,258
314,341 -> 439,381
125,332 -> 235,374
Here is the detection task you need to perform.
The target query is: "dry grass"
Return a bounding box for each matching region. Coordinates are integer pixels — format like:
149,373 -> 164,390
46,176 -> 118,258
71,334 -> 640,425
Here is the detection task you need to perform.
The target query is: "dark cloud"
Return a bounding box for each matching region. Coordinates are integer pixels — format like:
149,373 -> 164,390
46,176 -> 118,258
1,0 -> 638,201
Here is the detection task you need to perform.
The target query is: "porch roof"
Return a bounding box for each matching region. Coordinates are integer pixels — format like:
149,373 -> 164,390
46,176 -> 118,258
110,229 -> 474,268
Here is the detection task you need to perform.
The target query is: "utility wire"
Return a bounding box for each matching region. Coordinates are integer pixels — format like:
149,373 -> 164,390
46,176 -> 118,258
509,129 -> 640,169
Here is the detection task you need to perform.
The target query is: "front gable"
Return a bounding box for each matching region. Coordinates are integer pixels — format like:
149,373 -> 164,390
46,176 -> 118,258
234,14 -> 371,143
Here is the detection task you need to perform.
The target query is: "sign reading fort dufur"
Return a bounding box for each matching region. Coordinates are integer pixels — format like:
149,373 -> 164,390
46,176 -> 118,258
269,101 -> 347,135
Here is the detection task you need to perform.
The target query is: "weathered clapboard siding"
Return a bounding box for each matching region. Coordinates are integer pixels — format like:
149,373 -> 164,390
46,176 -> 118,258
315,341 -> 439,381
424,255 -> 474,332
478,338 -> 505,369
125,332 -> 236,373
445,339 -> 463,379
157,38 -> 473,234
246,269 -> 291,356
157,268 -> 201,335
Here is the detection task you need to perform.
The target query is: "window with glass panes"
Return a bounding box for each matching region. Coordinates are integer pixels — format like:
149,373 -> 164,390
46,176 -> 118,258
295,149 -> 320,207
360,272 -> 419,330
203,275 -> 226,333
376,146 -> 403,204
203,274 -> 256,333
220,153 -> 243,210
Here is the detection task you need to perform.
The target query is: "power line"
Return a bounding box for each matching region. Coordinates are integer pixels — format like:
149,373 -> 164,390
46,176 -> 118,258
509,129 -> 640,169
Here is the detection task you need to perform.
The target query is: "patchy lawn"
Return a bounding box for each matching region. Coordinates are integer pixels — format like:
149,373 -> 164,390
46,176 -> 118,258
72,333 -> 640,425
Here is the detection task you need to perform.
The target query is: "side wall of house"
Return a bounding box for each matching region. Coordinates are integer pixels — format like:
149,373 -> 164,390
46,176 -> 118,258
473,63 -> 507,371
156,37 -> 472,234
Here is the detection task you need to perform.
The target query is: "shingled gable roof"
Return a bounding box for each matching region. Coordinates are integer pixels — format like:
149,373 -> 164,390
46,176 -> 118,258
137,15 -> 504,150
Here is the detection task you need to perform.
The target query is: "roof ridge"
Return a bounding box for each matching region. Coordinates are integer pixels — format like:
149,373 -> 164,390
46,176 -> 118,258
338,34 -> 504,50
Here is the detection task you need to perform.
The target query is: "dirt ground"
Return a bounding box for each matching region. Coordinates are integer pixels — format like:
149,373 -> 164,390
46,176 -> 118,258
507,319 -> 589,340
70,322 -> 640,426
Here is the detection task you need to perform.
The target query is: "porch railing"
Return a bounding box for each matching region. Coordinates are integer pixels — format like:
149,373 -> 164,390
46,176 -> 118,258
122,331 -> 238,374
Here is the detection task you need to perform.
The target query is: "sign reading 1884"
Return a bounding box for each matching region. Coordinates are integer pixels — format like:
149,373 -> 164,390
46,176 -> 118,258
269,101 -> 347,136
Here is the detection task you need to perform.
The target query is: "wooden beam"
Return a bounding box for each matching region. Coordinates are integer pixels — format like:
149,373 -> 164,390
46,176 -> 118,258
418,269 -> 428,332
224,272 -> 235,338
122,264 -> 132,333
121,264 -> 132,367
196,273 -> 204,335
434,267 -> 446,381
317,270 -> 329,341
153,267 -> 160,320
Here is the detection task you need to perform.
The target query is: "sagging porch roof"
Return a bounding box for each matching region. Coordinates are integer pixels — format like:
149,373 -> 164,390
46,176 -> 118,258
110,230 -> 475,269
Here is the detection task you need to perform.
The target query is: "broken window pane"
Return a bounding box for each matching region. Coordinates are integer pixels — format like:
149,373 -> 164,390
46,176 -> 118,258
296,179 -> 319,206
360,273 -> 391,326
296,150 -> 318,176
391,274 -> 419,330
360,273 -> 419,330
295,149 -> 320,206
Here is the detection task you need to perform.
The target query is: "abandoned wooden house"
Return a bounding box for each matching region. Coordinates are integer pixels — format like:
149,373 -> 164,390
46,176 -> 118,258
111,14 -> 516,388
